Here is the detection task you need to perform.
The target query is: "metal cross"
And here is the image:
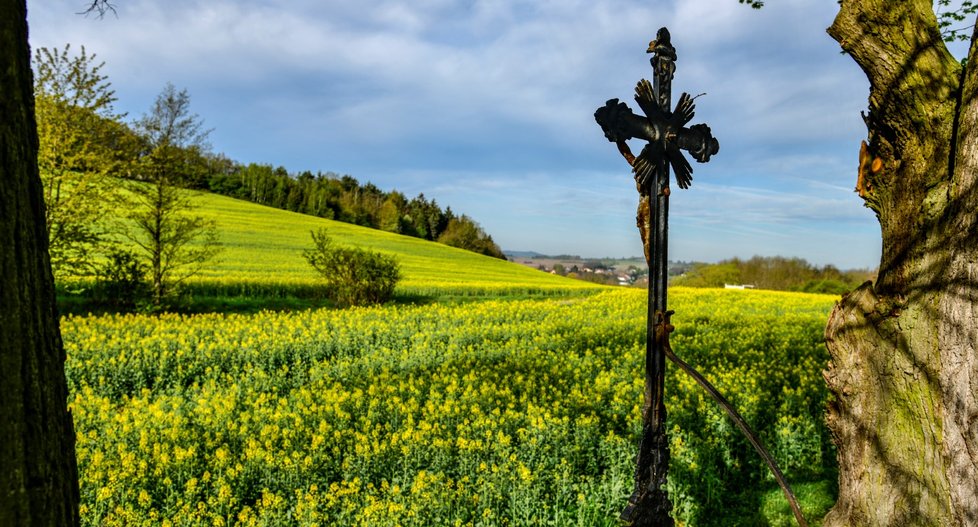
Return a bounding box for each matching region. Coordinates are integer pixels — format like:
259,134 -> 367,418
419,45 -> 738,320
594,27 -> 718,526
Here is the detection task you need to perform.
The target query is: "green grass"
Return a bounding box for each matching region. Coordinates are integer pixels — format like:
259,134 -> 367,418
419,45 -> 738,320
59,186 -> 605,311
759,479 -> 838,526
188,190 -> 602,295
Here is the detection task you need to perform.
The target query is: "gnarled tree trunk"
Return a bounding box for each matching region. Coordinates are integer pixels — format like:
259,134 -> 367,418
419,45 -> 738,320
823,1 -> 978,525
0,0 -> 80,524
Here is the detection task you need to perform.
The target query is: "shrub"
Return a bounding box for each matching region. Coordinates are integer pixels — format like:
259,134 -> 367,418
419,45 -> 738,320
93,249 -> 149,309
798,279 -> 850,295
302,228 -> 400,307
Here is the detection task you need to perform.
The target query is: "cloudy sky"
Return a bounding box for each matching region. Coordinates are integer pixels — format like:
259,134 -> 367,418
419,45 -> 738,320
26,1 -> 966,269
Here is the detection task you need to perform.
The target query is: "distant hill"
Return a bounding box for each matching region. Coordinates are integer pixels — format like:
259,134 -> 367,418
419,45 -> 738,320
181,191 -> 603,295
503,250 -> 547,259
202,165 -> 505,259
672,256 -> 875,294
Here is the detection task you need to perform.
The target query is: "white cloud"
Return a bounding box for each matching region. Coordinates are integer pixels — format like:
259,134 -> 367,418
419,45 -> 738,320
26,0 -> 884,266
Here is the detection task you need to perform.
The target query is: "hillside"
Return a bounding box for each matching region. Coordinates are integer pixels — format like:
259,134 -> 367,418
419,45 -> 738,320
182,190 -> 602,295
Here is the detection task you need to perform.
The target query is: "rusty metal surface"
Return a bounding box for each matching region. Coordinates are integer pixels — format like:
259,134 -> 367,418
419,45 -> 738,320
594,27 -> 717,526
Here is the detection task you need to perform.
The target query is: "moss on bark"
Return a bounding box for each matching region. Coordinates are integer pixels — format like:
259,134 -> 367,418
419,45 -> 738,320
824,1 -> 978,525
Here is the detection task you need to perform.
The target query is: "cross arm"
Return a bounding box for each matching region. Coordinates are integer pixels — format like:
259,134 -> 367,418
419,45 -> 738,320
594,98 -> 662,145
594,96 -> 719,191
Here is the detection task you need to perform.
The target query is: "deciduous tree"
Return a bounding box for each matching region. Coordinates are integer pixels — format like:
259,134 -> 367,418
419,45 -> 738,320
821,1 -> 978,525
124,83 -> 220,307
0,0 -> 80,523
437,215 -> 506,259
33,43 -> 133,278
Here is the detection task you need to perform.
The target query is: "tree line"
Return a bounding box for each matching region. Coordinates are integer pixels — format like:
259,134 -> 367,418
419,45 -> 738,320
201,161 -> 505,259
672,255 -> 875,294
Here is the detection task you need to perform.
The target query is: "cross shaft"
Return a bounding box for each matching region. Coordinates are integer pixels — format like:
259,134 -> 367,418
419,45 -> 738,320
594,27 -> 718,526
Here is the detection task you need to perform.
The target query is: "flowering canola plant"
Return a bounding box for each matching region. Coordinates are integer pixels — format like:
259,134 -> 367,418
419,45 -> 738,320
64,287 -> 836,526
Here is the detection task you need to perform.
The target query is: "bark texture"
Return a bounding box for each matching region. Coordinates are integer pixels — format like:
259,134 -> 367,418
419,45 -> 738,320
824,1 -> 978,525
0,0 -> 80,525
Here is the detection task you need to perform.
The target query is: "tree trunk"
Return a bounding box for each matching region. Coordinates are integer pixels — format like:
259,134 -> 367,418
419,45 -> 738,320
823,1 -> 978,525
0,0 -> 80,525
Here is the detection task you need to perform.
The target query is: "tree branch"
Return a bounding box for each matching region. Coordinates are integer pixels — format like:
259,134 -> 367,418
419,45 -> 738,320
829,0 -> 958,149
828,0 -> 961,294
78,1 -> 116,18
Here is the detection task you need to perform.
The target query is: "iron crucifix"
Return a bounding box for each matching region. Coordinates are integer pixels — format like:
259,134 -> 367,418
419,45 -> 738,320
594,27 -> 718,526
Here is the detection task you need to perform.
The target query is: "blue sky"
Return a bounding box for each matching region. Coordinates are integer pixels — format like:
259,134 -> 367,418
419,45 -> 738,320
28,0 -> 964,269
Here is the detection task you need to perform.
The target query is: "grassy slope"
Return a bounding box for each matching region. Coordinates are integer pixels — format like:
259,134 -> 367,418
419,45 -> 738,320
186,190 -> 602,294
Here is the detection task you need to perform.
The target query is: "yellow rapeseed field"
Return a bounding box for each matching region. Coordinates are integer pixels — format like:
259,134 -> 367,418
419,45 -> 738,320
65,287 -> 837,526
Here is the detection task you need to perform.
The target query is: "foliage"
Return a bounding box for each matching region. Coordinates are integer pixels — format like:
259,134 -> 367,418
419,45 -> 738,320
798,279 -> 851,295
567,270 -> 621,286
63,288 -> 837,526
936,0 -> 978,42
437,215 -> 506,259
92,249 -> 148,310
204,162 -> 499,256
302,229 -> 401,307
674,255 -> 872,294
132,82 -> 212,184
123,84 -> 221,307
32,44 -> 133,278
130,190 -> 598,297
121,181 -> 220,308
673,262 -> 742,288
760,480 -> 837,527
